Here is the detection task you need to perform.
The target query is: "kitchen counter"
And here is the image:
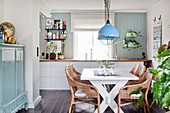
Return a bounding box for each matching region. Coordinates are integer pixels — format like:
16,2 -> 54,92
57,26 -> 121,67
40,58 -> 152,62
39,58 -> 152,89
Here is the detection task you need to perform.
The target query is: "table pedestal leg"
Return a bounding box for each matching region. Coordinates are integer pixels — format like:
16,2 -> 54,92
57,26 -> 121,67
90,80 -> 128,113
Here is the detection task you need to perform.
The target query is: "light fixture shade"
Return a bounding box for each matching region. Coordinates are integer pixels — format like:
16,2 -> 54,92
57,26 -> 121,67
98,22 -> 119,40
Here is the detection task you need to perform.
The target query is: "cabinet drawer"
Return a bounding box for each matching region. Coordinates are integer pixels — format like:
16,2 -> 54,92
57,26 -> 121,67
40,66 -> 50,77
40,62 -> 50,67
50,77 -> 69,89
51,62 -> 71,67
117,62 -> 143,67
51,66 -> 67,77
40,78 -> 50,89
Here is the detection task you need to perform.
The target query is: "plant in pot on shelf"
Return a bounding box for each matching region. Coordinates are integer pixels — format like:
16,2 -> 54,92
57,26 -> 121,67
46,41 -> 57,60
57,52 -> 63,60
130,46 -> 170,112
123,30 -> 143,51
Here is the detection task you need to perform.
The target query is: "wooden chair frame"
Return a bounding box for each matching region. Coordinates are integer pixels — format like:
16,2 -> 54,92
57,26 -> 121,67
65,65 -> 100,113
118,72 -> 153,113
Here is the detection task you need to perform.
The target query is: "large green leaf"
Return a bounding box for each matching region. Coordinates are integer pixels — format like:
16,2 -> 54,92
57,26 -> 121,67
165,72 -> 170,84
158,85 -> 170,105
164,58 -> 170,70
136,94 -> 145,108
157,49 -> 170,59
157,57 -> 170,70
129,87 -> 143,96
148,69 -> 160,79
160,72 -> 167,83
162,92 -> 170,108
151,81 -> 161,104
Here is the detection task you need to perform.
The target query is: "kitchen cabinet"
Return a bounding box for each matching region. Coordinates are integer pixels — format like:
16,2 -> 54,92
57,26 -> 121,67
40,61 -> 144,89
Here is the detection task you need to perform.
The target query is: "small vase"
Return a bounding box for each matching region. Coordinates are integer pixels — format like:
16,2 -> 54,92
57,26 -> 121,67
58,55 -> 63,60
50,53 -> 56,60
103,66 -> 108,75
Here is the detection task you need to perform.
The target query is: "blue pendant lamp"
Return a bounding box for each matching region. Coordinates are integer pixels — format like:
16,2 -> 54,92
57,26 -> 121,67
98,0 -> 119,41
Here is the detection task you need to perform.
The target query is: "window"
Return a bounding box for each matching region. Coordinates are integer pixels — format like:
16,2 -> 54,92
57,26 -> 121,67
73,31 -> 113,60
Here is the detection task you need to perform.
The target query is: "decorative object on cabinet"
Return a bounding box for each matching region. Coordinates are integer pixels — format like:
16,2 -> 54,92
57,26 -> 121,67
123,30 -> 143,51
46,41 -> 57,60
98,0 -> 119,45
0,44 -> 28,113
57,52 -> 63,60
0,22 -> 17,44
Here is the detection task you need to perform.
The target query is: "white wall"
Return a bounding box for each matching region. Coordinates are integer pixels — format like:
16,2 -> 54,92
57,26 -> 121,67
147,0 -> 170,68
4,0 -> 34,107
32,0 -> 50,104
0,0 -> 4,22
3,0 -> 50,108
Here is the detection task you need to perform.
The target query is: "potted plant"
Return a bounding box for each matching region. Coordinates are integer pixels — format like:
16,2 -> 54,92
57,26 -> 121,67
46,41 -> 57,59
130,47 -> 170,111
123,30 -> 143,51
57,52 -> 63,60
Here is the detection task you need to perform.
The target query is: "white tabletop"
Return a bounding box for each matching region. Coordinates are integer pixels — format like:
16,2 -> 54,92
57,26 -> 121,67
81,68 -> 139,81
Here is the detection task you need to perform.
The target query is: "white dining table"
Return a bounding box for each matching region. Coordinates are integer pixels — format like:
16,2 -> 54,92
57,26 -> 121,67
81,68 -> 139,113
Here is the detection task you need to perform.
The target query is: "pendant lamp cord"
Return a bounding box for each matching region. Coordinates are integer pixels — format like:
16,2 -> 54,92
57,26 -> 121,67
104,0 -> 111,22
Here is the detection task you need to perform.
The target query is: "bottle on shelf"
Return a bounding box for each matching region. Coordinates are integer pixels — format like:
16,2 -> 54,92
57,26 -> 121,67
60,19 -> 63,29
48,32 -> 52,39
53,33 -> 56,39
56,31 -> 59,39
63,30 -> 67,39
63,21 -> 66,29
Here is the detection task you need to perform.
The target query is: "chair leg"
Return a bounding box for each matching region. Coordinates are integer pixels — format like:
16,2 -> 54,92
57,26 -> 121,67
71,104 -> 75,113
145,97 -> 150,113
143,102 -> 146,113
68,97 -> 72,112
68,98 -> 74,113
118,96 -> 120,113
68,102 -> 72,113
97,97 -> 100,113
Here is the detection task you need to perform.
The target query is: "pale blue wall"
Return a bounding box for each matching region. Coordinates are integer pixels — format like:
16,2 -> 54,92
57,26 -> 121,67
40,12 -> 73,59
114,13 -> 147,59
52,13 -> 73,59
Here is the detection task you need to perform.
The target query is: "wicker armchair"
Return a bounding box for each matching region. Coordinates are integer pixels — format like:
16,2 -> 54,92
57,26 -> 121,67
126,65 -> 146,85
118,71 -> 153,113
65,65 -> 100,113
134,65 -> 146,78
70,64 -> 91,85
130,64 -> 140,74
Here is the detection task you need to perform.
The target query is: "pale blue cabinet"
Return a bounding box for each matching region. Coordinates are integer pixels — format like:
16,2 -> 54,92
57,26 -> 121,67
0,44 -> 27,113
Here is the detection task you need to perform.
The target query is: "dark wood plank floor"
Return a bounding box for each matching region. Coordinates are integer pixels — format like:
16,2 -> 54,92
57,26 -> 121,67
17,90 -> 166,113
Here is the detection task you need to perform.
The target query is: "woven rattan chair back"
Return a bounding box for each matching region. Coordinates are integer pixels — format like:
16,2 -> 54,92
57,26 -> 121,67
130,64 -> 140,74
65,65 -> 100,113
134,65 -> 146,78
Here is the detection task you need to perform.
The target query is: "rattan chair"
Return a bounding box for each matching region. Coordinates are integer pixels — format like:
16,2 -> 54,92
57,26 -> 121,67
118,71 -> 153,113
65,65 -> 100,113
70,64 -> 91,85
126,65 -> 146,85
130,64 -> 140,74
134,65 -> 146,78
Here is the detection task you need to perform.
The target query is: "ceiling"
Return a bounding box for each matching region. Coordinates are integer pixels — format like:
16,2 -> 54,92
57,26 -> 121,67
42,0 -> 163,12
